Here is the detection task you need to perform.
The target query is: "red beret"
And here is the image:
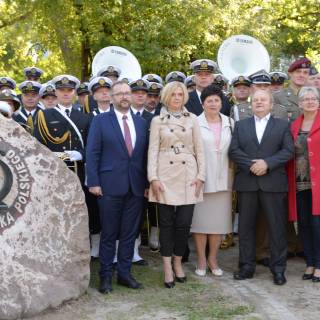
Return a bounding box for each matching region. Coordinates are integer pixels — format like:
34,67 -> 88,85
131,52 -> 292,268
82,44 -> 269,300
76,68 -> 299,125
288,57 -> 311,72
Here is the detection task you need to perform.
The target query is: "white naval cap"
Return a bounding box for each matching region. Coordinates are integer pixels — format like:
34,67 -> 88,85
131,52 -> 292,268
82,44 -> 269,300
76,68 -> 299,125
52,75 -> 80,89
88,77 -> 113,94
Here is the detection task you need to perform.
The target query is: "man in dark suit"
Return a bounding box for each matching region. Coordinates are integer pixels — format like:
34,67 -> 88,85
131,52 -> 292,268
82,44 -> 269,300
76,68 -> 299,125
186,59 -> 232,116
229,89 -> 294,285
86,81 -> 148,294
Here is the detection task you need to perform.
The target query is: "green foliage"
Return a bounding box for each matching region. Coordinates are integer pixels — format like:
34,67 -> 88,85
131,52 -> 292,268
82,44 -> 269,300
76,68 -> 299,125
0,0 -> 319,81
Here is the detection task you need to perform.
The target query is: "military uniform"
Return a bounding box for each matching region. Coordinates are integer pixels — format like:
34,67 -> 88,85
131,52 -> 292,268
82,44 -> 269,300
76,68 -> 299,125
13,81 -> 42,133
273,86 -> 301,122
33,75 -> 90,185
230,101 -> 252,121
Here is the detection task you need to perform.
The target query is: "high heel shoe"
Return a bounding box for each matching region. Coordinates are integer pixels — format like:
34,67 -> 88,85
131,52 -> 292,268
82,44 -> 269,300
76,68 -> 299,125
208,264 -> 223,277
302,273 -> 313,280
164,281 -> 175,288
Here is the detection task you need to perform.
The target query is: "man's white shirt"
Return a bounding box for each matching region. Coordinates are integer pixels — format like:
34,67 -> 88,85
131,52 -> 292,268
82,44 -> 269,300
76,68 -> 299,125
254,113 -> 271,143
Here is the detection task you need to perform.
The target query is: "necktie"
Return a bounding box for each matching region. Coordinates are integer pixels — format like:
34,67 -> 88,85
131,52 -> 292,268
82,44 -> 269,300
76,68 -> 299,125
122,115 -> 133,156
65,109 -> 71,117
26,113 -> 34,135
136,111 -> 141,116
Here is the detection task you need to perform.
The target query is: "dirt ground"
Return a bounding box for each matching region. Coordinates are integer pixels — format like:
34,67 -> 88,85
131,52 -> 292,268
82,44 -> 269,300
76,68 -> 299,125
28,237 -> 320,320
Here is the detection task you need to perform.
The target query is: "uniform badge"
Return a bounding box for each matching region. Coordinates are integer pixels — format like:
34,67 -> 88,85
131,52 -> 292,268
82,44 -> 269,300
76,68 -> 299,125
107,66 -> 114,73
47,85 -> 54,92
200,61 -> 208,69
239,76 -> 244,83
137,80 -> 144,87
151,83 -> 158,90
98,78 -> 106,85
147,75 -> 154,81
172,72 -> 178,79
122,78 -> 129,83
61,77 -> 69,84
26,82 -> 33,90
31,68 -> 37,74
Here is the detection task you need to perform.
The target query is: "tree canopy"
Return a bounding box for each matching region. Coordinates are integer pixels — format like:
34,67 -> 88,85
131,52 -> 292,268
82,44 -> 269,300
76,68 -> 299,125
0,0 -> 319,82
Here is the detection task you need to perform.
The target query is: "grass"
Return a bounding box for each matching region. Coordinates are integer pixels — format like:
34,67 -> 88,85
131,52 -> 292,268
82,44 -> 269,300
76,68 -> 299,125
89,252 -> 254,320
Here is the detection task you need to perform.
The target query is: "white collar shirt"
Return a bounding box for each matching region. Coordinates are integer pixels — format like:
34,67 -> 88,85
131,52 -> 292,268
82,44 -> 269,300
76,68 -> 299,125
254,113 -> 271,143
98,107 -> 110,113
114,108 -> 136,148
58,104 -> 73,116
131,106 -> 145,116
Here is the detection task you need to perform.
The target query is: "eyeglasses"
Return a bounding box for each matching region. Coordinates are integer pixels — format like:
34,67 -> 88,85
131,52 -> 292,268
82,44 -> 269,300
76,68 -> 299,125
112,92 -> 131,97
301,97 -> 319,102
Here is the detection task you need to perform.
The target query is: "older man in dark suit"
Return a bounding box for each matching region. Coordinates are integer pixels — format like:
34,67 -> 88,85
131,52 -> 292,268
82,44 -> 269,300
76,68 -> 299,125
229,90 -> 294,285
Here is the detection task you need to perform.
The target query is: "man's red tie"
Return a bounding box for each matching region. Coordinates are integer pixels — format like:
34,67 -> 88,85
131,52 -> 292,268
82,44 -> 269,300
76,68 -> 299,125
122,115 -> 133,156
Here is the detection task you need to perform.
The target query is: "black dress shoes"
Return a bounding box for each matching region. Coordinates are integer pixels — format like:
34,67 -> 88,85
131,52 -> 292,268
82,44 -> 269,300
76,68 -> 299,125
302,273 -> 313,280
175,275 -> 187,283
273,273 -> 287,285
312,275 -> 320,282
117,274 -> 143,289
233,269 -> 254,280
164,281 -> 175,289
256,257 -> 270,267
99,277 -> 113,294
133,259 -> 149,266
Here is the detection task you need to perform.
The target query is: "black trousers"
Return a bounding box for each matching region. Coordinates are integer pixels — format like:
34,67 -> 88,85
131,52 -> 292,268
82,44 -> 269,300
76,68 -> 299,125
297,189 -> 320,269
158,204 -> 194,257
84,186 -> 101,234
238,191 -> 287,274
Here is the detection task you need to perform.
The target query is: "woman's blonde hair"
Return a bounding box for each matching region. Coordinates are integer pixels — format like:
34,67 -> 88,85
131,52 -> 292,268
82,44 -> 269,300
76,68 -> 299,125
160,81 -> 189,108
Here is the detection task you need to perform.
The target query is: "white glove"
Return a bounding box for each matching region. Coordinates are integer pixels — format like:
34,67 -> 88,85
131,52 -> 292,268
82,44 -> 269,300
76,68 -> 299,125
65,150 -> 83,161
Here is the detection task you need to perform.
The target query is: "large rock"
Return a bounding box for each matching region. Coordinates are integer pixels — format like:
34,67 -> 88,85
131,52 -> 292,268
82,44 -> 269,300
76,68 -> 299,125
0,116 -> 90,319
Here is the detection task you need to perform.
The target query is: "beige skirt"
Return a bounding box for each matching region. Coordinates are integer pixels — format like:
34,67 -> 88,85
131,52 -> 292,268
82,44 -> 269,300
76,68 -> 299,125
191,191 -> 232,234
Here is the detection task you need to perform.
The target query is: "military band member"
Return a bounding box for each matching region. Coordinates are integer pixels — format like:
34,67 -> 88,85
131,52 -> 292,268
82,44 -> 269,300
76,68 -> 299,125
88,77 -> 113,115
129,78 -> 154,263
24,66 -> 43,82
142,73 -> 163,85
13,81 -> 42,133
75,82 -> 90,112
184,75 -> 196,92
273,57 -> 311,122
96,65 -> 121,83
145,82 -> 163,115
39,83 -> 57,109
0,77 -> 16,91
250,70 -> 288,120
270,71 -> 288,93
165,71 -> 186,83
186,59 -> 231,116
307,65 -> 320,89
230,75 -> 252,121
213,73 -> 228,91
129,79 -> 153,125
0,89 -> 21,116
34,75 -> 90,185
83,76 -> 113,259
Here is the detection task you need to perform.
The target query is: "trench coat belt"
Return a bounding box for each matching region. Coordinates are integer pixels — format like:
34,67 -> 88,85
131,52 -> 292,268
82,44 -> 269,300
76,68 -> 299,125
159,146 -> 193,155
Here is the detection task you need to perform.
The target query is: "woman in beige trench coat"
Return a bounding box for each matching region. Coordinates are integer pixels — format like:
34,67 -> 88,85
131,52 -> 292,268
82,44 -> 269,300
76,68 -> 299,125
148,81 -> 205,288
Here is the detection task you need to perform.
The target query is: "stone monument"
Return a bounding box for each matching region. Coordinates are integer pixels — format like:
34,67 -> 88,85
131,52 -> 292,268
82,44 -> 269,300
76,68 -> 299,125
0,115 -> 90,319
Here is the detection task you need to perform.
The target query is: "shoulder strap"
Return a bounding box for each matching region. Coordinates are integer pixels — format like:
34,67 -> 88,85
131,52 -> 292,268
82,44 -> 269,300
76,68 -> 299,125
53,107 -> 84,148
18,110 -> 28,121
